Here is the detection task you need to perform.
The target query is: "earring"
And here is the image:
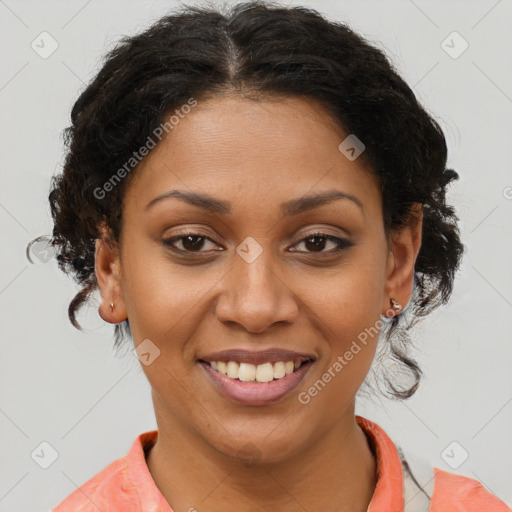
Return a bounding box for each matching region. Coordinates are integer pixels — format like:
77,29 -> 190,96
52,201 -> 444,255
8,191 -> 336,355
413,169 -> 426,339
381,298 -> 403,321
390,298 -> 402,314
109,302 -> 115,313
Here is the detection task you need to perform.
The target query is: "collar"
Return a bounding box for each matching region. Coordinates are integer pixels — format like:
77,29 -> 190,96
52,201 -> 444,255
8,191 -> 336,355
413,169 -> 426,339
125,415 -> 404,511
356,415 -> 405,511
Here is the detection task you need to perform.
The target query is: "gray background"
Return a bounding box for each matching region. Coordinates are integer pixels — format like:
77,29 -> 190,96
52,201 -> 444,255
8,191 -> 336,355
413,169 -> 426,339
1,0 -> 511,510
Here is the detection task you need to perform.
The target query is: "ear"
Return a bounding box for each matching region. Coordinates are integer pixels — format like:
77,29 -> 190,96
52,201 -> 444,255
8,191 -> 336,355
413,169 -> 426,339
95,223 -> 127,324
382,203 -> 423,316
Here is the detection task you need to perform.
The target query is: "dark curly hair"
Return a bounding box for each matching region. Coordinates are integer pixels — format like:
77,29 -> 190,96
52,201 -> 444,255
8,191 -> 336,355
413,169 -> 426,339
28,0 -> 464,400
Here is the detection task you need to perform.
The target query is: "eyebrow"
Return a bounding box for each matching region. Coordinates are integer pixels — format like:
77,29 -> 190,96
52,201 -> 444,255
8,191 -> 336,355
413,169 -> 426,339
144,188 -> 365,216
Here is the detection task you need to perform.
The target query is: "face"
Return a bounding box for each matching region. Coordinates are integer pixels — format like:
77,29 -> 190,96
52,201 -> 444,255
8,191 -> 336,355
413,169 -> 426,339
95,93 -> 422,463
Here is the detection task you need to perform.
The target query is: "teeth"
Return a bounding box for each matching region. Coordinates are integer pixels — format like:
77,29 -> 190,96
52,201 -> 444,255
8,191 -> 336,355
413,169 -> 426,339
285,361 -> 294,374
255,362 -> 274,382
209,359 -> 308,382
239,362 -> 255,381
273,361 -> 286,379
227,361 -> 239,379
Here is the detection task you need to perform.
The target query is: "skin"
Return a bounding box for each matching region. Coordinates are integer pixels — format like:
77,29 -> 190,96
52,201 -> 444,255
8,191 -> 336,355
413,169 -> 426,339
95,93 -> 422,512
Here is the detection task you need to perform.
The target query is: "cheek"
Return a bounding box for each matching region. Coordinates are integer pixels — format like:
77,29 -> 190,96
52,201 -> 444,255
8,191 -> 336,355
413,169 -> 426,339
121,254 -> 224,387
301,256 -> 384,332
297,288 -> 380,421
298,260 -> 383,387
121,247 -> 211,339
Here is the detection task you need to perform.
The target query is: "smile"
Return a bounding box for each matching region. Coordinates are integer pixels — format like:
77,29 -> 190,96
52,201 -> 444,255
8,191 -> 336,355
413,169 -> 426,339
198,359 -> 315,406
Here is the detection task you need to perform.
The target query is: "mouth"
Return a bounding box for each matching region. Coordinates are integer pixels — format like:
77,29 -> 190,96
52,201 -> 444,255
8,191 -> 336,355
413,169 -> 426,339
197,358 -> 315,381
197,355 -> 316,406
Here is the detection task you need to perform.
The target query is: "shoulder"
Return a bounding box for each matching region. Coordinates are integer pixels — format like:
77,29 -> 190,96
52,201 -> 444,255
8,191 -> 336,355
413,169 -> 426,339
49,430 -> 174,512
399,446 -> 510,511
430,467 -> 511,511
50,456 -> 131,511
50,430 -> 160,512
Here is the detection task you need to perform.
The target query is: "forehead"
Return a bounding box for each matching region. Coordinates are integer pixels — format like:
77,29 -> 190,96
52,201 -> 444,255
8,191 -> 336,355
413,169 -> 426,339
149,93 -> 351,166
124,93 -> 380,218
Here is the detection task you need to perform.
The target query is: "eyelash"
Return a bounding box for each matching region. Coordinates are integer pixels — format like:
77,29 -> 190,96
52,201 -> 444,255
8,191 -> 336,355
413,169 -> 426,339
162,231 -> 353,256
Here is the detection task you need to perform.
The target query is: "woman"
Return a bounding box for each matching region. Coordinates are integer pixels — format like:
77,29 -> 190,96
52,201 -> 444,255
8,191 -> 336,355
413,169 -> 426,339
32,1 -> 510,510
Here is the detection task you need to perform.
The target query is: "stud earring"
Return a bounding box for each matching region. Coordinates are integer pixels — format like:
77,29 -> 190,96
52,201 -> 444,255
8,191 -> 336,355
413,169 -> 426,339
381,298 -> 403,321
390,298 -> 402,314
109,302 -> 115,313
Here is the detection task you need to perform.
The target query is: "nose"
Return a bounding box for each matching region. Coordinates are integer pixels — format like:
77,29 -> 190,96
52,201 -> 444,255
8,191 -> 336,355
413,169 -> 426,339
214,249 -> 299,334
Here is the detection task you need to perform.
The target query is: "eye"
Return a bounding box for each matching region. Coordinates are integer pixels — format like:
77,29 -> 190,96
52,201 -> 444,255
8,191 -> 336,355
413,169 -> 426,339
163,233 -> 221,254
163,231 -> 354,256
290,232 -> 354,254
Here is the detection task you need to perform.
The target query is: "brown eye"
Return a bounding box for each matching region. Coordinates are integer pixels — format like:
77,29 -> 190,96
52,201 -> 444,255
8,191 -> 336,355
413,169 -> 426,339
290,233 -> 354,254
163,233 -> 220,253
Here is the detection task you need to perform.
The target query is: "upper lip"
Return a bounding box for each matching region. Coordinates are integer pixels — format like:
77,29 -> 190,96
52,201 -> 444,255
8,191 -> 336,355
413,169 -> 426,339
198,348 -> 317,365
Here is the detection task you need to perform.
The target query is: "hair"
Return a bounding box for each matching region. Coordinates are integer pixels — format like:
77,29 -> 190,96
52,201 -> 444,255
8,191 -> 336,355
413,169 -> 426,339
28,0 -> 464,400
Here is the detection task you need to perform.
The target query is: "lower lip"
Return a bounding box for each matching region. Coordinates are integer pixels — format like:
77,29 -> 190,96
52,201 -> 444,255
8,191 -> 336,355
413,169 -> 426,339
199,360 -> 314,406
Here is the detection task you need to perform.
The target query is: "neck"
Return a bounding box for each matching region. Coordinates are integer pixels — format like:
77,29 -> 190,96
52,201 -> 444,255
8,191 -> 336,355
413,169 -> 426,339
146,399 -> 377,512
